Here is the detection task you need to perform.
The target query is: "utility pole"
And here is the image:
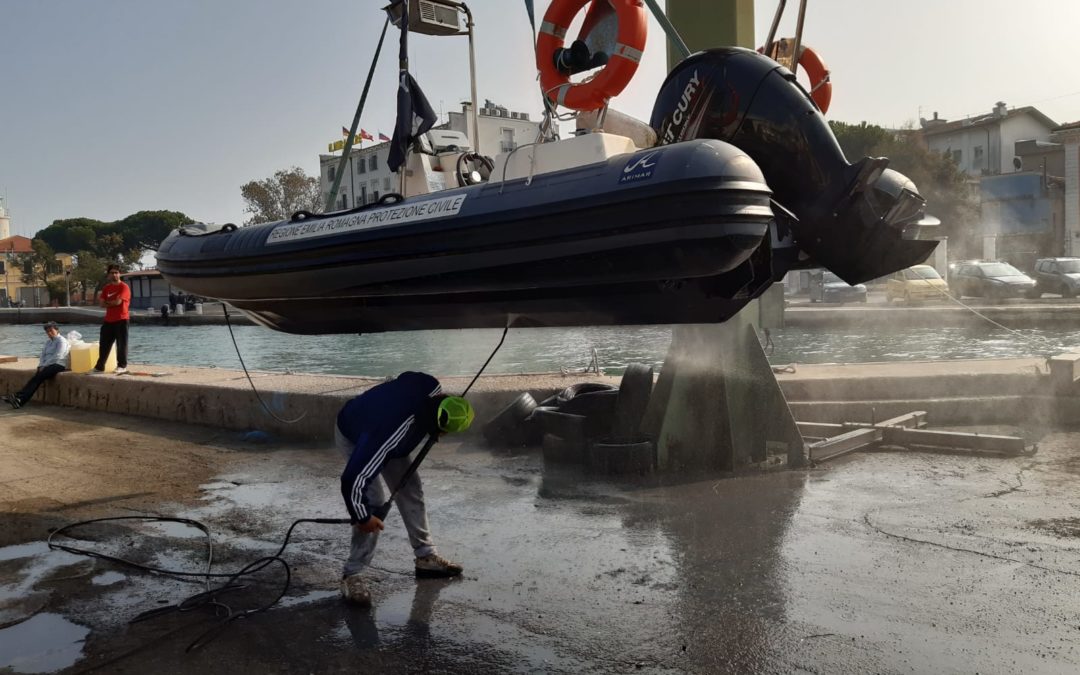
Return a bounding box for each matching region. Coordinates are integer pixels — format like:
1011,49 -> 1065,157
4,242 -> 11,307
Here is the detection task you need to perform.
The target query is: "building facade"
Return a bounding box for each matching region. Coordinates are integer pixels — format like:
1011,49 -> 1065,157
318,100 -> 549,210
921,102 -> 1058,178
1051,121 -> 1080,256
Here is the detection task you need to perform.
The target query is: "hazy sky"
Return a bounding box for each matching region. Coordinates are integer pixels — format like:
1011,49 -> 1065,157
2,0 -> 1079,238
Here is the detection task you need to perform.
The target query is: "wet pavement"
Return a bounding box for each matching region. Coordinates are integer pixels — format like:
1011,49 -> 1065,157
2,413 -> 1080,673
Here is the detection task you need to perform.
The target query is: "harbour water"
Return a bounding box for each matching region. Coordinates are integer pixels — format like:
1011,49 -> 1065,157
2,322 -> 1077,377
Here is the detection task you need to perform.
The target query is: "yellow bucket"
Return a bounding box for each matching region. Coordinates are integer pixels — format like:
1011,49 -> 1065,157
69,342 -> 116,373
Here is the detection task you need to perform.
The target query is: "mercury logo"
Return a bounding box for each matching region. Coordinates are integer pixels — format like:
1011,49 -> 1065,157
661,70 -> 701,145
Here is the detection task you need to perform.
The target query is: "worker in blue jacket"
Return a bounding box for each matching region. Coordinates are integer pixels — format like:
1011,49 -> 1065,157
335,371 -> 475,606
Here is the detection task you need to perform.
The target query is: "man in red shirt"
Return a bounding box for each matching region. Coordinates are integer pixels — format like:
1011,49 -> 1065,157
94,264 -> 131,374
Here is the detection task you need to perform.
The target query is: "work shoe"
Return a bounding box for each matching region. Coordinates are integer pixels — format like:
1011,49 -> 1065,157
115,367 -> 128,375
415,554 -> 463,579
2,394 -> 20,409
340,574 -> 372,606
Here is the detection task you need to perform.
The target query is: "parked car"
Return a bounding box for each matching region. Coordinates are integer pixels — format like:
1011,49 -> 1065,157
950,261 -> 1036,299
886,264 -> 949,304
1032,257 -> 1080,298
809,270 -> 868,303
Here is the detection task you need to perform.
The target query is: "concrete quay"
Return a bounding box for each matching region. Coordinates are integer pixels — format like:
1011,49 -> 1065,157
3,356 -> 1078,442
0,305 -> 257,327
785,299 -> 1080,329
6,300 -> 1080,330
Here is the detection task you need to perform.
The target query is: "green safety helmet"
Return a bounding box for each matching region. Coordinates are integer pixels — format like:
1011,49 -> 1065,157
437,396 -> 474,433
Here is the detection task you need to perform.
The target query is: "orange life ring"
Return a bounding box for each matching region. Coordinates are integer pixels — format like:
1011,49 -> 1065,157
536,0 -> 647,112
761,40 -> 832,114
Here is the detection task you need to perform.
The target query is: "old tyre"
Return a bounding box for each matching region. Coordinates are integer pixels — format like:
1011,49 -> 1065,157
482,392 -> 538,447
521,405 -> 558,446
611,364 -> 654,441
556,389 -> 619,438
542,433 -> 586,464
587,438 -> 655,475
539,382 -> 618,408
533,408 -> 587,443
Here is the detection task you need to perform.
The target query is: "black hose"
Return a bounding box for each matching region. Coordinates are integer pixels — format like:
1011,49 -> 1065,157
50,515 -> 351,653
223,304 -> 306,424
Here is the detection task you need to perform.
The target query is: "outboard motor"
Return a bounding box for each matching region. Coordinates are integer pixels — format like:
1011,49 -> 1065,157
650,47 -> 937,284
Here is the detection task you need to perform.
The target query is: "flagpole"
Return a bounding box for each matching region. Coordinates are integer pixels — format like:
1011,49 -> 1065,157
464,4 -> 480,155
326,14 -> 391,212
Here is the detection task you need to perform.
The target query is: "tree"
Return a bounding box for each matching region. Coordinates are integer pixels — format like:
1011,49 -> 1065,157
36,218 -> 106,254
240,166 -> 322,225
15,239 -> 58,305
71,250 -> 107,300
114,210 -> 193,250
830,120 -> 980,257
35,210 -> 194,259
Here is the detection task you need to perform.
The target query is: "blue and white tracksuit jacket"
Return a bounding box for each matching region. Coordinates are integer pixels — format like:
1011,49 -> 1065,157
338,372 -> 442,524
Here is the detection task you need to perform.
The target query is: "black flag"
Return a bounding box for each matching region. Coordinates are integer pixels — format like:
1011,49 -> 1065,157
387,1 -> 437,173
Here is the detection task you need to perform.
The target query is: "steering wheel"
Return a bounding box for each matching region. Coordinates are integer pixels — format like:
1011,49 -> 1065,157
456,153 -> 495,186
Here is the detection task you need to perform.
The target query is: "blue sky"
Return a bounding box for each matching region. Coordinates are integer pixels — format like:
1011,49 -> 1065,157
2,0 -> 1079,239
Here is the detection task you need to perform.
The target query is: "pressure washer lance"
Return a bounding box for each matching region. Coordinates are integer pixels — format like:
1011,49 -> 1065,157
369,434 -> 439,521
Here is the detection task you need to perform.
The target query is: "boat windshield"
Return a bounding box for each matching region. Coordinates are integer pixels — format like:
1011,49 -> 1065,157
979,263 -> 1022,277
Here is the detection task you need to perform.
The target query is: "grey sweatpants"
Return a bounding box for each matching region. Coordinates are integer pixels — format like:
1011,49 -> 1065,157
335,424 -> 437,577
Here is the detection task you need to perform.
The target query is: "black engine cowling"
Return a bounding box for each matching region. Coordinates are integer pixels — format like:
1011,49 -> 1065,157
650,47 -> 937,284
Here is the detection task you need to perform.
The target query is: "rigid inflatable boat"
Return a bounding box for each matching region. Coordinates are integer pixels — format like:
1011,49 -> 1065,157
158,24 -> 937,334
156,135 -> 783,334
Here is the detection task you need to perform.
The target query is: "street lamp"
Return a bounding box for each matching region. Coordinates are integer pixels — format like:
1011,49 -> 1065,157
55,253 -> 73,307
3,244 -> 10,308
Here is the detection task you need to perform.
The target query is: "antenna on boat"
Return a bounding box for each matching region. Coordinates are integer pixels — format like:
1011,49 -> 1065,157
326,14 -> 392,212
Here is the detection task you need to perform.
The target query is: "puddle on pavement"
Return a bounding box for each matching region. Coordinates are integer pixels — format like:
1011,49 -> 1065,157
0,542 -> 49,562
91,571 -> 125,586
278,589 -> 338,608
0,612 -> 89,673
138,520 -> 208,539
0,543 -> 85,627
197,478 -> 287,510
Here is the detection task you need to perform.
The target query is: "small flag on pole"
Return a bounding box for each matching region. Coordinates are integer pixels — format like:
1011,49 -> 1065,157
378,132 -> 391,142
342,126 -> 351,137
360,128 -> 375,141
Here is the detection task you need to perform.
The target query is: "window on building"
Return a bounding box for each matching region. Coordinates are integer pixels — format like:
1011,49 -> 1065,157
369,155 -> 377,171
951,149 -> 962,165
328,166 -> 336,181
359,185 -> 367,204
340,194 -> 348,209
383,177 -> 391,192
357,159 -> 366,174
373,190 -> 380,201
500,128 -> 515,153
973,146 -> 984,168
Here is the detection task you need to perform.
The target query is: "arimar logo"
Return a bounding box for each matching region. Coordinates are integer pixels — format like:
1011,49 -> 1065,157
619,151 -> 660,184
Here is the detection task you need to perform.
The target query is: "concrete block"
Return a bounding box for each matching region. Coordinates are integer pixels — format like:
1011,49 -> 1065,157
1049,353 -> 1080,394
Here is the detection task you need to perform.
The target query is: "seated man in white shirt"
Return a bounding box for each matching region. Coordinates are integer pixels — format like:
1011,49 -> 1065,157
4,321 -> 70,409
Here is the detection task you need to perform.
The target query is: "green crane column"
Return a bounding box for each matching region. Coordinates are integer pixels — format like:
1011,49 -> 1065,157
665,0 -> 755,62
644,0 -> 805,472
